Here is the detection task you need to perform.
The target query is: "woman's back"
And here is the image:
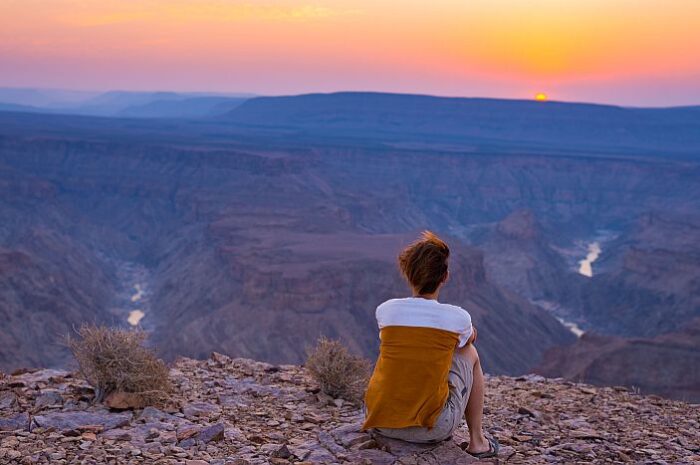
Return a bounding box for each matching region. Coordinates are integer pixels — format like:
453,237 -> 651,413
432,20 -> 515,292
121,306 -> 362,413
362,297 -> 472,430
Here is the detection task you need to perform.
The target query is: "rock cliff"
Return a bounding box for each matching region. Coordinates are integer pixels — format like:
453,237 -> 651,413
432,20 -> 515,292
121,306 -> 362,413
536,319 -> 700,402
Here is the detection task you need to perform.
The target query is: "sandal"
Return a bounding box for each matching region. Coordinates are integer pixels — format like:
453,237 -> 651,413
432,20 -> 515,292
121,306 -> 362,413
462,435 -> 500,459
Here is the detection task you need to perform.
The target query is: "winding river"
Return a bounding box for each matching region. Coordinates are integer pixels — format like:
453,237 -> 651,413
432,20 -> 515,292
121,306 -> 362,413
127,284 -> 146,326
578,241 -> 601,277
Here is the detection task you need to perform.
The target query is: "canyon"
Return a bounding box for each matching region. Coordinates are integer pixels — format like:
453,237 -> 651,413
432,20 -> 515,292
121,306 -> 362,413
0,92 -> 699,401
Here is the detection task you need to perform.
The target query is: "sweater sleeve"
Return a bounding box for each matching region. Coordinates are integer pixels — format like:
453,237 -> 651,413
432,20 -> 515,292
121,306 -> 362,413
375,302 -> 387,329
456,308 -> 473,348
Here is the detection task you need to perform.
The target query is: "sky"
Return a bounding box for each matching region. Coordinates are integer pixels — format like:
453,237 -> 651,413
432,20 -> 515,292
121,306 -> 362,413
1,0 -> 700,106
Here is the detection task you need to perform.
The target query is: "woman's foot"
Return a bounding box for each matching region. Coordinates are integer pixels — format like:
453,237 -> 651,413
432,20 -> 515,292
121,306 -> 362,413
466,432 -> 490,454
461,433 -> 500,458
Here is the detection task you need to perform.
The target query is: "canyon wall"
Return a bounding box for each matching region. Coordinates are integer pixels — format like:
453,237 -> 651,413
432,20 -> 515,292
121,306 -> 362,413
1,95 -> 698,399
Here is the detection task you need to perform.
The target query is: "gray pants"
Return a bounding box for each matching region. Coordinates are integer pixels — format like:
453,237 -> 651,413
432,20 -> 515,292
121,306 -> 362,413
373,350 -> 474,443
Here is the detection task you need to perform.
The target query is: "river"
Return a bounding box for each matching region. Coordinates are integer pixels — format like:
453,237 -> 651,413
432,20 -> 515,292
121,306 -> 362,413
578,241 -> 601,277
127,283 -> 146,326
109,261 -> 151,329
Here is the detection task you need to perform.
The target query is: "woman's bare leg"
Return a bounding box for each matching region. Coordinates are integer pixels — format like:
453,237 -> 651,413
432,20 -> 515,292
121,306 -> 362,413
455,344 -> 490,453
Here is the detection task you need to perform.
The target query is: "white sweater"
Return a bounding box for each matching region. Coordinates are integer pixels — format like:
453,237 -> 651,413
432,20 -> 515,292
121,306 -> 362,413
375,297 -> 473,348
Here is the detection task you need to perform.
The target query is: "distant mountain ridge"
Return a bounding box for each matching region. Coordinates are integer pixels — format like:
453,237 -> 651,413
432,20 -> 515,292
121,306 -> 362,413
0,88 -> 254,118
0,102 -> 43,113
116,97 -> 248,118
2,89 -> 700,151
226,92 -> 700,156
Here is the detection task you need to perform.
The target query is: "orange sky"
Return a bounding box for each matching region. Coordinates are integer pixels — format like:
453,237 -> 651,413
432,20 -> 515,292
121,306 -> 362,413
1,0 -> 699,105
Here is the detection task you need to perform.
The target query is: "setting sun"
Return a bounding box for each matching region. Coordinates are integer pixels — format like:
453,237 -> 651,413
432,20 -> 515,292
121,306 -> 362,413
535,92 -> 548,101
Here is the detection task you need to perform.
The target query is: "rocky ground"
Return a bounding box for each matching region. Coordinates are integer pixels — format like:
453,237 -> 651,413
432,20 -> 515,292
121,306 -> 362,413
1,354 -> 698,465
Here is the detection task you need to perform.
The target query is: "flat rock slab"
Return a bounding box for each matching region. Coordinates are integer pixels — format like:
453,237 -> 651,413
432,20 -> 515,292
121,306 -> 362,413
101,421 -> 179,445
182,401 -> 221,419
34,390 -> 63,409
371,434 -> 438,456
11,369 -> 70,388
138,406 -> 181,424
322,422 -> 480,465
345,448 -> 397,465
0,413 -> 30,431
31,411 -> 132,433
0,392 -> 18,410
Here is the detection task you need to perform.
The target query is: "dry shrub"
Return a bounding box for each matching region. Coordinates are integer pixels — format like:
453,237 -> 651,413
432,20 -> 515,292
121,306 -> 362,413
305,336 -> 371,404
68,324 -> 172,406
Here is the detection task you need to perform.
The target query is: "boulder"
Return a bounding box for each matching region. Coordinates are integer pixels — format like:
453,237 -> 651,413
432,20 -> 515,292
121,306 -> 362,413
31,411 -> 132,433
196,423 -> 225,443
104,391 -> 146,410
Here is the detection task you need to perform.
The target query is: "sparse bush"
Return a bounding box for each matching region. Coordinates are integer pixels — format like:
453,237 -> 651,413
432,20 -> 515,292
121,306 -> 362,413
305,336 -> 371,404
68,324 -> 172,407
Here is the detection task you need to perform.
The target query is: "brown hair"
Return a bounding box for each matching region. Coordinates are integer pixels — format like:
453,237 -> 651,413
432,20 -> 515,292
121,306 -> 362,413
398,231 -> 450,295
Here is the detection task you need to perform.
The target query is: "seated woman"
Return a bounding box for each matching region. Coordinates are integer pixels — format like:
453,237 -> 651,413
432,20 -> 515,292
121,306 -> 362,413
362,231 -> 499,458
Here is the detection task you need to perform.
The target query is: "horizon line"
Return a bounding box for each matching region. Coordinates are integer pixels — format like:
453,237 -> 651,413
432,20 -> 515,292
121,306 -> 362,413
1,85 -> 700,110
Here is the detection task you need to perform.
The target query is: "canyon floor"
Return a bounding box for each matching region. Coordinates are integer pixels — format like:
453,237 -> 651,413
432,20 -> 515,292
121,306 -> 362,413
1,353 -> 698,465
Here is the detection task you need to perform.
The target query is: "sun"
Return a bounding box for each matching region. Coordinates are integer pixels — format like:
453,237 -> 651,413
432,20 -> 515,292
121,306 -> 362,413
535,92 -> 548,102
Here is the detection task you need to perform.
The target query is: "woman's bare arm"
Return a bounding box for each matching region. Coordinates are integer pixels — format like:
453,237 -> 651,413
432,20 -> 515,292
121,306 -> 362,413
466,326 -> 478,345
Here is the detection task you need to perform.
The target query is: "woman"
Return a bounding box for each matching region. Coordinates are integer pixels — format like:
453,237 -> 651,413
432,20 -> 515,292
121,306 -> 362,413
363,231 -> 499,458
